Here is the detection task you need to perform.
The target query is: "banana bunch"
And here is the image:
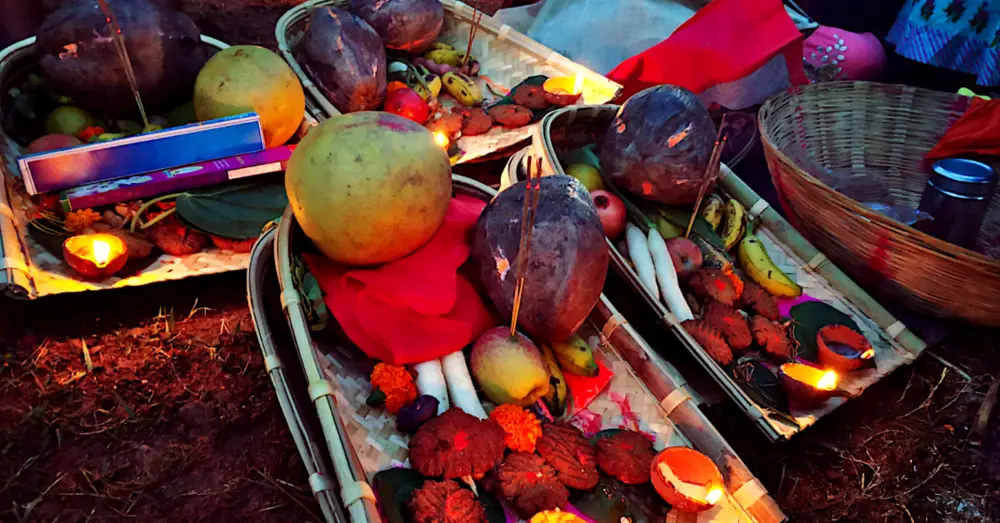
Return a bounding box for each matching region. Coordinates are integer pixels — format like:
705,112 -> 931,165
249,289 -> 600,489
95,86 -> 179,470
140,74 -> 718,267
738,223 -> 803,298
408,64 -> 441,100
719,198 -> 748,251
549,335 -> 598,377
442,72 -> 482,107
540,345 -> 569,417
700,194 -> 725,231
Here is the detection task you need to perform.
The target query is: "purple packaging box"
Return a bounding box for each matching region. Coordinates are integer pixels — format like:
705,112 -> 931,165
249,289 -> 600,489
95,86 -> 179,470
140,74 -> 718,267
18,112 -> 266,195
60,146 -> 295,211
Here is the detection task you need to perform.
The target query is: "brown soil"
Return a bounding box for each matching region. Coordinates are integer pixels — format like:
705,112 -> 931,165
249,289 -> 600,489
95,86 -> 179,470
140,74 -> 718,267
0,274 -> 320,522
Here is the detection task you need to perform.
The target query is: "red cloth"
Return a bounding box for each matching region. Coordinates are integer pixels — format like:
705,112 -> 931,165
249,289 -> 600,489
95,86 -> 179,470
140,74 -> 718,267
303,196 -> 495,365
606,0 -> 807,101
925,98 -> 1000,161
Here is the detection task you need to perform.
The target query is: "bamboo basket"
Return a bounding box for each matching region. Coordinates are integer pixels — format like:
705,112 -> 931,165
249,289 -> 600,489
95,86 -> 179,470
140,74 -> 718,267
517,104 -> 927,442
275,0 -> 621,163
260,174 -> 786,522
758,81 -> 1000,325
0,36 -> 323,299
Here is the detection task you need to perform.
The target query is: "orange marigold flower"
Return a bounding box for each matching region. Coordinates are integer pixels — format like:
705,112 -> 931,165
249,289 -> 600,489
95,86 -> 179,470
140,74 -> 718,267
64,208 -> 102,232
490,404 -> 543,453
370,363 -> 418,414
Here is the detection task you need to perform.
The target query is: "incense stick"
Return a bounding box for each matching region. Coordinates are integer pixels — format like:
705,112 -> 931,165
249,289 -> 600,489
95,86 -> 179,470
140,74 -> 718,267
685,120 -> 730,238
510,157 -> 542,337
96,0 -> 150,128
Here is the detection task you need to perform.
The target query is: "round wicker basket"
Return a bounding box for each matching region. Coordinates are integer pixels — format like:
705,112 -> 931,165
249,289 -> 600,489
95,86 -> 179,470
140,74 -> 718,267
759,81 -> 1000,325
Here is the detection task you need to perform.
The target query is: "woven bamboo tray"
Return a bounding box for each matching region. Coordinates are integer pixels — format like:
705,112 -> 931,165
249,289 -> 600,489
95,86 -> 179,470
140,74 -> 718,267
248,226 -> 347,523
759,81 -> 1000,325
0,36 -> 322,299
263,174 -> 786,522
275,0 -> 621,164
513,104 -> 928,442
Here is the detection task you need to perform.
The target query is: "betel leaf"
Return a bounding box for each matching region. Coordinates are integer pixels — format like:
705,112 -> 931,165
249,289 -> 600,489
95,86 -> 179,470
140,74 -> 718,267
478,490 -> 506,523
789,301 -> 861,362
174,182 -> 288,240
658,207 -> 727,250
729,356 -> 790,416
571,476 -> 666,523
490,75 -> 552,121
373,468 -> 425,523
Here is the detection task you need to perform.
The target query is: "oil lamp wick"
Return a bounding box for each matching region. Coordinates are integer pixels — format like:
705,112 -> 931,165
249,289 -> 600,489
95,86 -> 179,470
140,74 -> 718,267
92,238 -> 112,268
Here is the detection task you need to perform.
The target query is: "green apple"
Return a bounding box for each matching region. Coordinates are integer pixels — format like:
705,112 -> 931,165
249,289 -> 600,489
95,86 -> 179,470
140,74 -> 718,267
565,163 -> 604,192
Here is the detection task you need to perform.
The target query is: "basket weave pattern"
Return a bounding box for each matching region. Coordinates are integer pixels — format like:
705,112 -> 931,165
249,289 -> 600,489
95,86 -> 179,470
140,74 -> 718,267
759,81 -> 1000,325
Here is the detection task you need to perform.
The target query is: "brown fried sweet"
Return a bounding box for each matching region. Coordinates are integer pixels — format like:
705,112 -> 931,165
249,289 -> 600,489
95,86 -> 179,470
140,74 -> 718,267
494,452 -> 569,518
459,107 -> 493,136
512,84 -> 550,109
408,480 -> 485,523
408,409 -> 506,479
750,316 -> 794,360
682,319 -> 733,366
702,302 -> 752,351
488,104 -> 533,127
688,268 -> 740,307
536,423 -> 599,490
150,216 -> 209,256
596,430 -> 655,485
741,281 -> 781,321
427,113 -> 463,136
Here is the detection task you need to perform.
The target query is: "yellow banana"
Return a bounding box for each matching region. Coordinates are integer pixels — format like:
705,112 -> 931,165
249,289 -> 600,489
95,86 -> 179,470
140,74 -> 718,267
441,72 -> 482,107
693,236 -> 733,273
409,65 -> 441,100
737,224 -> 803,298
719,198 -> 748,251
700,194 -> 725,231
540,344 -> 569,417
428,42 -> 455,52
549,335 -> 598,377
424,49 -> 462,67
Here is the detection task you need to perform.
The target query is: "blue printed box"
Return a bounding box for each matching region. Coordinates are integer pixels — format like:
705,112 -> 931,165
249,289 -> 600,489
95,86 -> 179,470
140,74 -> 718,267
18,112 -> 266,195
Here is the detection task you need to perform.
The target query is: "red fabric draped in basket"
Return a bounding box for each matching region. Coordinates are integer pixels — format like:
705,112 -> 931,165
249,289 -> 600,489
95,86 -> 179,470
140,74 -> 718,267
606,0 -> 807,102
303,196 -> 495,365
925,98 -> 1000,161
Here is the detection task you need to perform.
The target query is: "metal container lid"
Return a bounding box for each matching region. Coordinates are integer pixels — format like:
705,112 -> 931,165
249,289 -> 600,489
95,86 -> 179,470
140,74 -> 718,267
929,158 -> 997,199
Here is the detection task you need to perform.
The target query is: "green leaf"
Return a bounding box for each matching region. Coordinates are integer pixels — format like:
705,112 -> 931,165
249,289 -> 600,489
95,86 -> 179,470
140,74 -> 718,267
174,182 -> 288,240
571,476 -> 666,523
729,356 -> 790,416
657,207 -> 727,250
789,301 -> 861,362
373,468 -> 425,523
479,490 -> 506,523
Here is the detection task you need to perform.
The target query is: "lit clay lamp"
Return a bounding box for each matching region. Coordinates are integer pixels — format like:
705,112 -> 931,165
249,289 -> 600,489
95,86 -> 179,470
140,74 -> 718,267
62,233 -> 128,280
778,363 -> 845,410
650,447 -> 725,513
542,73 -> 584,106
817,324 -> 876,373
433,131 -> 463,165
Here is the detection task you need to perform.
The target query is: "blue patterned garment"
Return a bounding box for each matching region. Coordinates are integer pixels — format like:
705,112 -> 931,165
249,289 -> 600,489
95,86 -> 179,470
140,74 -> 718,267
889,0 -> 1000,85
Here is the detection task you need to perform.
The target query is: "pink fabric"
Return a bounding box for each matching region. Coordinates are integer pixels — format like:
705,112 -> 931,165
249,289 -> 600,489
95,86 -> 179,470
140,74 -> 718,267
802,26 -> 887,82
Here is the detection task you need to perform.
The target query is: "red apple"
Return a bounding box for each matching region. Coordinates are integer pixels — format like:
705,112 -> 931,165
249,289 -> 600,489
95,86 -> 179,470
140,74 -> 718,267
665,237 -> 703,276
591,189 -> 626,240
383,87 -> 430,124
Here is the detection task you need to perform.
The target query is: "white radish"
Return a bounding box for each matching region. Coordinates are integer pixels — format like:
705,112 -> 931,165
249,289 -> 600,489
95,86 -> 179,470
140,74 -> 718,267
647,228 -> 694,321
412,359 -> 449,414
440,351 -> 488,419
626,223 -> 659,300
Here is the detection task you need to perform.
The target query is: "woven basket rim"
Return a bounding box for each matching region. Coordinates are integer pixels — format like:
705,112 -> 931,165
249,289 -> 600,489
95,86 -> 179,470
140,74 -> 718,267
758,80 -> 1000,269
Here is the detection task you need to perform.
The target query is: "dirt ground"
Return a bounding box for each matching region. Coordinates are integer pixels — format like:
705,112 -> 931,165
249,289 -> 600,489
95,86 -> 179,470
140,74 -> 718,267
2,2 -> 998,522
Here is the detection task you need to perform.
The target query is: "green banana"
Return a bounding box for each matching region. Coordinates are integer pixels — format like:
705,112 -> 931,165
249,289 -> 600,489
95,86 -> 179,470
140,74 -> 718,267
657,217 -> 683,240
540,344 -> 569,417
700,194 -> 725,231
719,198 -> 748,251
441,72 -> 482,107
550,335 -> 598,377
737,223 -> 803,298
